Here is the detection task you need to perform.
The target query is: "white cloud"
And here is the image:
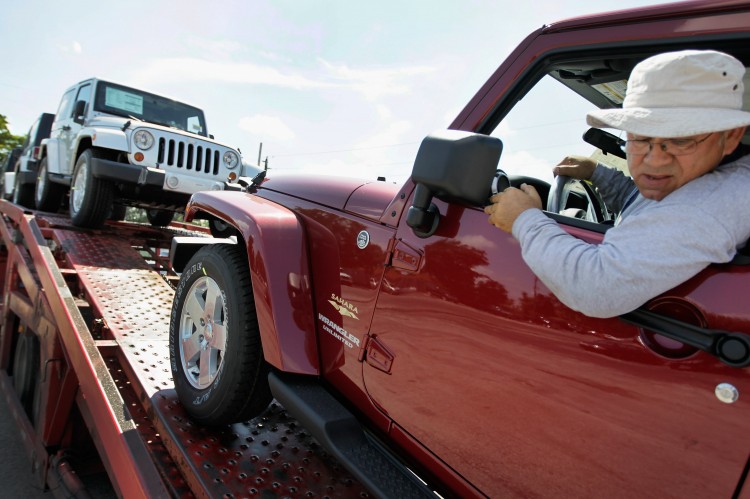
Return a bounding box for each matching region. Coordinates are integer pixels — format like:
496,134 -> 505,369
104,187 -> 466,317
318,58 -> 436,100
132,57 -> 329,89
257,50 -> 293,64
184,37 -> 244,58
279,158 -> 350,177
129,56 -> 438,106
376,105 -> 392,120
498,150 -> 555,184
59,41 -> 82,54
238,115 -> 296,141
340,120 -> 416,182
442,107 -> 463,128
494,120 -> 516,138
279,157 -> 404,184
354,120 -> 412,150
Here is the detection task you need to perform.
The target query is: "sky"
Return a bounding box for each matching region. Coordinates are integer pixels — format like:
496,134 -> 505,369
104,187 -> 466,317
1,0 -> 666,185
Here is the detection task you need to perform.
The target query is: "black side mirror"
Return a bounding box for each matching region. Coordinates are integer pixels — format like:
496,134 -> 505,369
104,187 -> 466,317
406,130 -> 503,238
72,100 -> 86,125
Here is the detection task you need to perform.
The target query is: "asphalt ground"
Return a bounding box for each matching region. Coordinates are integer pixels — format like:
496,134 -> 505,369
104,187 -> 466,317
0,392 -> 49,498
0,389 -> 116,498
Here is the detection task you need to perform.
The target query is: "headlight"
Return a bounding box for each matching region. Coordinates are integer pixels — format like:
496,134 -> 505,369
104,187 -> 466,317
223,151 -> 239,169
134,130 -> 154,150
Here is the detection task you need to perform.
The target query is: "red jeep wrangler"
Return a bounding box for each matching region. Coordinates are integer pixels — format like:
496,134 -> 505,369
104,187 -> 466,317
169,1 -> 750,497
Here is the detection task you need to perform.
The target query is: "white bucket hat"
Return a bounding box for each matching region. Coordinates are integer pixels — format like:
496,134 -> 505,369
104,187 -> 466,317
587,50 -> 750,138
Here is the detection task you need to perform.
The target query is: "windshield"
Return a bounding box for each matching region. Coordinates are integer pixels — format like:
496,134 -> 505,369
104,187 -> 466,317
93,81 -> 207,137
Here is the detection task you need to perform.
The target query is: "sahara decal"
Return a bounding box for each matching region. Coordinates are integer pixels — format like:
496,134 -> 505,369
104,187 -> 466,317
318,313 -> 361,349
329,293 -> 359,320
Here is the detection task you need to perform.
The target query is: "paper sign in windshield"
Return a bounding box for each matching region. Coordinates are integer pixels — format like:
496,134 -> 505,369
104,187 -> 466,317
105,87 -> 144,114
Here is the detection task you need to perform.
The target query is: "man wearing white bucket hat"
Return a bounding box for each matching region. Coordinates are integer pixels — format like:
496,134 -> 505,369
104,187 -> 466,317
485,50 -> 750,318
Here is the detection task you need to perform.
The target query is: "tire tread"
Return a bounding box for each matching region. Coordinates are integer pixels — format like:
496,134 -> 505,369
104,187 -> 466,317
171,243 -> 272,426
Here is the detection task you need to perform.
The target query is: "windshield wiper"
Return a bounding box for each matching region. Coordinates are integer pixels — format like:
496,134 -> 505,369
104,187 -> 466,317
122,115 -> 142,131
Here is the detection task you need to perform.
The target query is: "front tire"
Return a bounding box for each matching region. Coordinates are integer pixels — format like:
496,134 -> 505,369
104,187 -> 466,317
169,244 -> 272,426
209,218 -> 236,238
146,209 -> 174,227
108,203 -> 127,221
70,150 -> 113,228
34,157 -> 65,212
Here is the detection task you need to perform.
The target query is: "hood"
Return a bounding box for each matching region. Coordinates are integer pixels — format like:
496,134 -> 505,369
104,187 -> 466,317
85,115 -> 134,129
259,173 -> 400,222
86,114 -> 220,143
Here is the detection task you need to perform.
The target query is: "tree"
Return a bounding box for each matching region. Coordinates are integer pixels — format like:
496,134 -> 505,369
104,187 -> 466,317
0,114 -> 26,163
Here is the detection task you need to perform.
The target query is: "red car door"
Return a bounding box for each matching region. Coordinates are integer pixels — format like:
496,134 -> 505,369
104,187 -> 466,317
364,198 -> 750,497
364,8 -> 750,495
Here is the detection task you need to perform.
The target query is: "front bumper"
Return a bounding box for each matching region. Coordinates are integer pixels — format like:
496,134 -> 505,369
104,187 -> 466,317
91,157 -> 164,186
90,158 -> 226,195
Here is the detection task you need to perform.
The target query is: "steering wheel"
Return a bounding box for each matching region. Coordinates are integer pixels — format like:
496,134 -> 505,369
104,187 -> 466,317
547,175 -> 611,223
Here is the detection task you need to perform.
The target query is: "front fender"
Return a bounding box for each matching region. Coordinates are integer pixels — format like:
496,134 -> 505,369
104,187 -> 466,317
186,191 -> 319,375
88,127 -> 129,152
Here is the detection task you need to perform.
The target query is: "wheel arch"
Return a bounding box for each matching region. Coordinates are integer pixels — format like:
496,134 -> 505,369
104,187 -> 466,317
39,138 -> 50,160
74,137 -> 94,162
178,191 -> 319,376
73,136 -> 122,168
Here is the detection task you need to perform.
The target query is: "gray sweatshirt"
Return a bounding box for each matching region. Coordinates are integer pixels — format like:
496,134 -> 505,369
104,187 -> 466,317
511,155 -> 750,318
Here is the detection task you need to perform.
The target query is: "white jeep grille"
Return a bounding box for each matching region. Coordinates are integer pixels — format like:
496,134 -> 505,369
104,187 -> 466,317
157,138 -> 220,176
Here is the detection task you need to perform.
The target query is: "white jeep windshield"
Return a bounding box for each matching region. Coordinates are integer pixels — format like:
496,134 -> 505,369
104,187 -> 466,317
94,81 -> 208,137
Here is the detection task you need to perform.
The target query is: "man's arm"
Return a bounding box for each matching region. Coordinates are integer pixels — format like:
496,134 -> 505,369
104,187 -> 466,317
589,164 -> 636,213
555,155 -> 635,213
512,200 -> 737,318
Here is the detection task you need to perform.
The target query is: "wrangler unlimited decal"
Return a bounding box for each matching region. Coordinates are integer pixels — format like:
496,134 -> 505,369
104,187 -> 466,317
318,313 -> 361,349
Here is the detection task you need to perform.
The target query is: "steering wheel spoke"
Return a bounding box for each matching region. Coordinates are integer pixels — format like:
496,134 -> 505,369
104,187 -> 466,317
547,175 -> 610,223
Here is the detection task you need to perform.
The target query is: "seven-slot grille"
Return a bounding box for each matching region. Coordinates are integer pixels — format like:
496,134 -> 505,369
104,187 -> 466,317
157,137 -> 220,175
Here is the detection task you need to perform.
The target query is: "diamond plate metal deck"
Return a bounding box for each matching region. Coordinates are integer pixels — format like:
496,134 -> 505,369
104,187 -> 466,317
54,229 -> 175,397
153,390 -> 369,498
46,219 -> 369,497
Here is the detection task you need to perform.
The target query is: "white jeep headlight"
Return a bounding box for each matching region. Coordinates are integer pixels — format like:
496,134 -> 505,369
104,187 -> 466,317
134,130 -> 155,150
223,151 -> 239,169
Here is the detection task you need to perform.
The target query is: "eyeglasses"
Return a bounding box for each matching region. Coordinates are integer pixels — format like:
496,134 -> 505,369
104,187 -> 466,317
620,133 -> 713,156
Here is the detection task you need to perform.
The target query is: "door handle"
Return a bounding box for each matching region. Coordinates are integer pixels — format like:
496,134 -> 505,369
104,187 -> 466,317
62,125 -> 71,131
621,309 -> 750,368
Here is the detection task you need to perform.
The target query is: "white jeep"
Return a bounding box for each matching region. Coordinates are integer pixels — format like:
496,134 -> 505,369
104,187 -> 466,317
38,78 -> 249,227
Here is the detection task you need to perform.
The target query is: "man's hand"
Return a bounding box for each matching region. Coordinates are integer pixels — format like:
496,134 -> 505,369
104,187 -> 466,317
484,184 -> 542,233
553,155 -> 597,180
